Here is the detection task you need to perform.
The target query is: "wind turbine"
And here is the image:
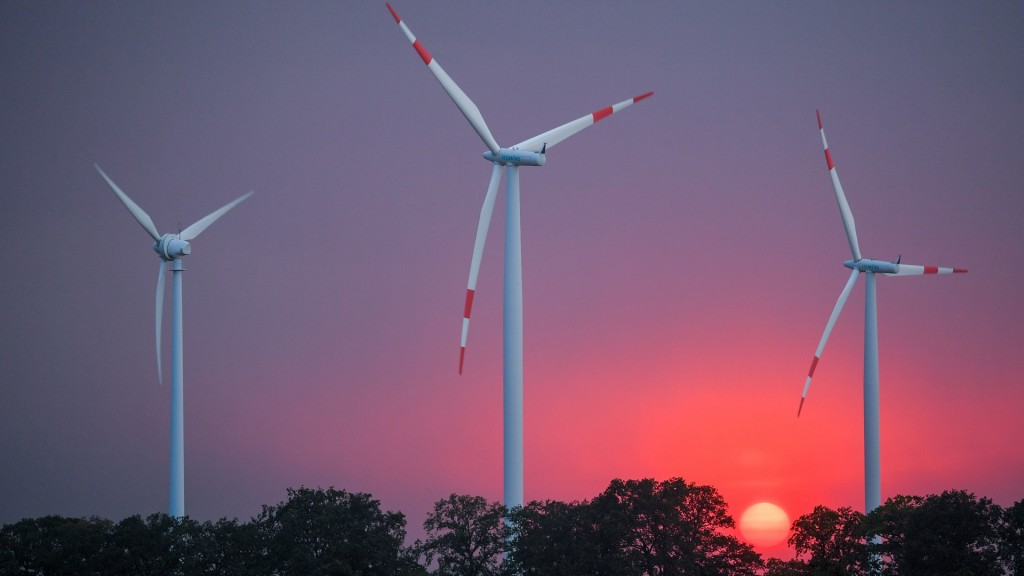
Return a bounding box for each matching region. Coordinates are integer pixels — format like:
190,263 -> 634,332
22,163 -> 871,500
96,164 -> 252,518
387,3 -> 651,509
797,111 -> 966,513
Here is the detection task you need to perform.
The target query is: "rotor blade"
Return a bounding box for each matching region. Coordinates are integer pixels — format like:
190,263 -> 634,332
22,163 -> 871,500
511,92 -> 654,153
179,191 -> 253,241
387,3 -> 501,155
885,263 -> 968,277
156,261 -> 166,385
799,268 -> 860,417
817,110 -> 862,261
95,164 -> 161,241
460,164 -> 503,374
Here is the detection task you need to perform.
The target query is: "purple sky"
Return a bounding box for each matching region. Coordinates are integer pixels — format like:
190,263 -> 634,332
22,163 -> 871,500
2,1 -> 1022,554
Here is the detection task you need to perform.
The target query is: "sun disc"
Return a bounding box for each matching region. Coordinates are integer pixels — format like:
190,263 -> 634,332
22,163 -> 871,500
739,502 -> 790,547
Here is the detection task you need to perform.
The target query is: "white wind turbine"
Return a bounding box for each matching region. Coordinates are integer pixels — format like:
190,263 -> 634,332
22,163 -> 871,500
96,164 -> 252,518
798,111 -> 966,513
387,3 -> 651,509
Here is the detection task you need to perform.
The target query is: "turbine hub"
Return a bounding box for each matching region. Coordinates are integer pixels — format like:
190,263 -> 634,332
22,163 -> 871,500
154,234 -> 191,261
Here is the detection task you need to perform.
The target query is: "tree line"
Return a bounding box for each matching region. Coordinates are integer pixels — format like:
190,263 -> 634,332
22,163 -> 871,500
767,490 -> 1024,575
1,478 -> 1021,575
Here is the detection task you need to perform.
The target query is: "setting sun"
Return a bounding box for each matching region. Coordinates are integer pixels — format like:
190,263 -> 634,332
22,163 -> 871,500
739,502 -> 790,548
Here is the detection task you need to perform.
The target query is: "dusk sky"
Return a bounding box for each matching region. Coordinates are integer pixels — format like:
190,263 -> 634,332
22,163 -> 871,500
2,1 -> 1022,555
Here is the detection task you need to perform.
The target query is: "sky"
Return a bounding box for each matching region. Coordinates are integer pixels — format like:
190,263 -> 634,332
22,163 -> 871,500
1,0 -> 1022,557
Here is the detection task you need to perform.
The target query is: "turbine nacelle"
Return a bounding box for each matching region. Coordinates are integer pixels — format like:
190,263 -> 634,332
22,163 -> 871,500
154,235 -> 192,261
483,148 -> 546,167
844,258 -> 899,274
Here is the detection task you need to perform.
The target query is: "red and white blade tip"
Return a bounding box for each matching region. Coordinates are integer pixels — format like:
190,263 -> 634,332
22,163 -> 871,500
459,288 -> 475,374
586,92 -> 653,126
798,356 -> 819,418
891,264 -> 969,276
387,3 -> 432,66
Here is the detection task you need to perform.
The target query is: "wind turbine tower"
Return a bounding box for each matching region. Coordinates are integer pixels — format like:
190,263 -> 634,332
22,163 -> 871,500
387,4 -> 651,509
798,111 -> 966,513
97,164 -> 251,518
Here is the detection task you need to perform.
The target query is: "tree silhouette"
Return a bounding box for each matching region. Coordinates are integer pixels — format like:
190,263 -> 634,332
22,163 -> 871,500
420,494 -> 506,576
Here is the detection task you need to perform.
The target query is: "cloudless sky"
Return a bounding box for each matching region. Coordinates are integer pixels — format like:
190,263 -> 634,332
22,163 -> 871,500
2,0 -> 1021,556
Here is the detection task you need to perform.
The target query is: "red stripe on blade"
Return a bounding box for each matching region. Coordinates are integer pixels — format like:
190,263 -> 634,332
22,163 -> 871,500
459,347 -> 466,374
592,106 -> 613,122
954,268 -> 968,273
824,148 -> 835,171
634,91 -> 654,103
924,266 -> 939,274
386,3 -> 400,23
413,40 -> 432,65
808,356 -> 820,377
464,289 -> 475,319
